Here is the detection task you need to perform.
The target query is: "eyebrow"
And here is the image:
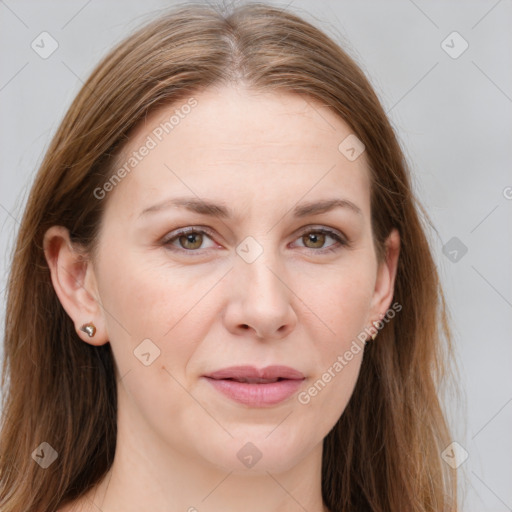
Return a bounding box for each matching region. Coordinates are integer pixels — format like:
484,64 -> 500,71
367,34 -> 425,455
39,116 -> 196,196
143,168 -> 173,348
138,196 -> 362,219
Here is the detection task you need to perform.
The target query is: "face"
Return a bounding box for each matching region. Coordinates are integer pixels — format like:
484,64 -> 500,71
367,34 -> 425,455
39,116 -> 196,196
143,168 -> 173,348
54,85 -> 399,474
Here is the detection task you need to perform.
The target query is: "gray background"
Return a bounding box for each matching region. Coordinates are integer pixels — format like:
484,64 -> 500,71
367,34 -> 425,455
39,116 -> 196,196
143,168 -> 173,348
1,1 -> 511,510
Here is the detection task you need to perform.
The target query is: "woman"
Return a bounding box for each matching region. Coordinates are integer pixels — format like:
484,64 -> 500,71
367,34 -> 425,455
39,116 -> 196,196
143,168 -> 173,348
0,3 -> 459,511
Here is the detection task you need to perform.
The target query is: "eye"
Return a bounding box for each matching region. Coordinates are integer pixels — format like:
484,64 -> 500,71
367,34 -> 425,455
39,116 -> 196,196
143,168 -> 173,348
293,227 -> 348,253
162,227 -> 217,252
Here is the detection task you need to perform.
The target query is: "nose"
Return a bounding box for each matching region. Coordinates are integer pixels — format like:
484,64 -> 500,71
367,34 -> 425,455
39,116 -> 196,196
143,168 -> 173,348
223,246 -> 298,340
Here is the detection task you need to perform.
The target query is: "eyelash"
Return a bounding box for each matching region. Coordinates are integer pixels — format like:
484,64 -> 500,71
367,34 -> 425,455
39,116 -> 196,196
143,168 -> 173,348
161,226 -> 350,255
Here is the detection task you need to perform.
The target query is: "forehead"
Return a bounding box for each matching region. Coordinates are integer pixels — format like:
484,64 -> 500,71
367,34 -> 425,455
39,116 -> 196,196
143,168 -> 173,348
105,85 -> 371,219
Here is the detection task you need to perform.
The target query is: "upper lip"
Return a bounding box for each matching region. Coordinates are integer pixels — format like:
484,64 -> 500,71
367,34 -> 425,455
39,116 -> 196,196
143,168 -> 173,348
204,365 -> 305,381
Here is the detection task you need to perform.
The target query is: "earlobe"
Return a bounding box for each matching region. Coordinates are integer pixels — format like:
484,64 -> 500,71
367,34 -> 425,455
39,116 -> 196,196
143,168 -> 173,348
43,226 -> 108,346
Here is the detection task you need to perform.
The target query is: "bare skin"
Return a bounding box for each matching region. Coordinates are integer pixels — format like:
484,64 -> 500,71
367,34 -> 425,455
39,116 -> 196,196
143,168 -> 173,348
45,85 -> 399,512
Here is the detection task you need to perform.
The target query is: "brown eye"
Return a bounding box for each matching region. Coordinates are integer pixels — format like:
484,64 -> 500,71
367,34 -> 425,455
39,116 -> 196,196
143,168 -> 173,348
302,232 -> 327,249
177,232 -> 204,250
163,228 -> 217,252
294,228 -> 348,253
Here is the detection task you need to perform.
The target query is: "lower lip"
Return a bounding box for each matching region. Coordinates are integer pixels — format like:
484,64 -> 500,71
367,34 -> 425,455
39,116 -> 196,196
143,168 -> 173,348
203,377 -> 304,406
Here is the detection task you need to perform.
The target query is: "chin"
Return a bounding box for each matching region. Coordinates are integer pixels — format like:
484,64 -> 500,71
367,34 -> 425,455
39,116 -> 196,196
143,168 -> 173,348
194,428 -> 315,475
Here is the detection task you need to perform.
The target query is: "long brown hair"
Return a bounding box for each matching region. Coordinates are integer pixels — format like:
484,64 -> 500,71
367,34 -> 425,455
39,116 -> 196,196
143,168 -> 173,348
0,3 -> 460,510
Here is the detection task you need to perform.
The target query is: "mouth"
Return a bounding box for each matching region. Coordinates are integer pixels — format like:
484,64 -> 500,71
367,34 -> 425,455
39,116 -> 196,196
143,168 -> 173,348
215,377 -> 285,384
202,365 -> 305,407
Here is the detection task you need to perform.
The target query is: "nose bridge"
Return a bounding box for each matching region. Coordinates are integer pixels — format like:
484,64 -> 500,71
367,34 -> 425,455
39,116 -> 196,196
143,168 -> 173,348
236,234 -> 286,303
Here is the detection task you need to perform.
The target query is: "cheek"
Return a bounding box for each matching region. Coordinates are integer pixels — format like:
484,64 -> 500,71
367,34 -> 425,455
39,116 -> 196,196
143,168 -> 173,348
95,247 -> 223,375
293,269 -> 373,430
295,260 -> 375,341
291,259 -> 374,405
94,252 -> 208,428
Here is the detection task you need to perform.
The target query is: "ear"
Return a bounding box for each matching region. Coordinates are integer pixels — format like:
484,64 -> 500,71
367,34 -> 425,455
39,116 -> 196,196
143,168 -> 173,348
369,228 -> 400,320
43,225 -> 108,346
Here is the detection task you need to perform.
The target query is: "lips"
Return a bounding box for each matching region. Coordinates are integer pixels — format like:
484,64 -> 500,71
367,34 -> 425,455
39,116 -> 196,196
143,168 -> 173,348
203,365 -> 305,407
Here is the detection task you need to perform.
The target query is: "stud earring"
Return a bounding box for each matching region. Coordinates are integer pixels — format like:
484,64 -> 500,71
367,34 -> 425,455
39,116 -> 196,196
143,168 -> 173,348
80,322 -> 96,338
370,312 -> 387,341
369,318 -> 381,341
